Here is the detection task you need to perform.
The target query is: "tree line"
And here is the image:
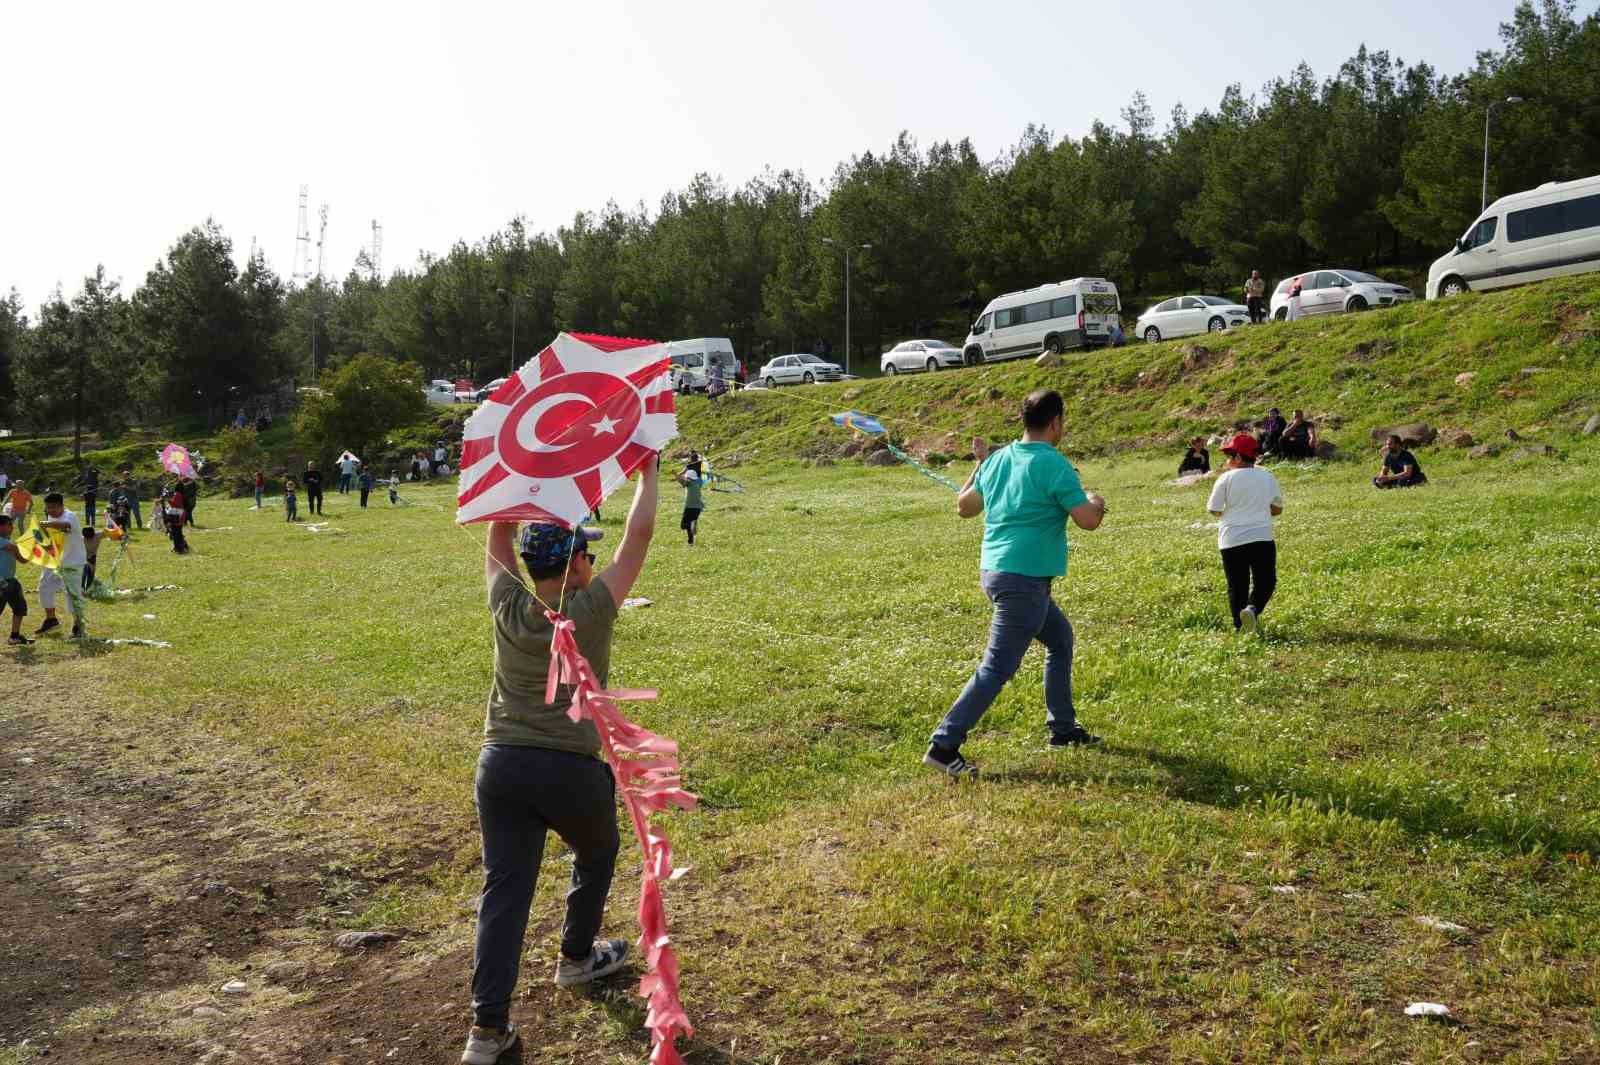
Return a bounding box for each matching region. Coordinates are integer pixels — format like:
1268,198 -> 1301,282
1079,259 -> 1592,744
2,0 -> 1596,446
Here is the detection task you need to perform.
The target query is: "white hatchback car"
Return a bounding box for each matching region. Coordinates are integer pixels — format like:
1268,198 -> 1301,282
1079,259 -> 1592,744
1135,295 -> 1251,343
757,353 -> 844,387
1270,269 -> 1415,320
881,339 -> 963,375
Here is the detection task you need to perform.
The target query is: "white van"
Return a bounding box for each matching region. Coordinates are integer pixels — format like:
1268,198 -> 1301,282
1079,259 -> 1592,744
962,278 -> 1122,365
1428,174 -> 1600,299
666,338 -> 739,392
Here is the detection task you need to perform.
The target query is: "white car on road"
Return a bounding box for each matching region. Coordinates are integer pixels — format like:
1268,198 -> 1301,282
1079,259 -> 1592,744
757,354 -> 844,387
881,339 -> 963,375
1270,269 -> 1415,320
1135,295 -> 1250,343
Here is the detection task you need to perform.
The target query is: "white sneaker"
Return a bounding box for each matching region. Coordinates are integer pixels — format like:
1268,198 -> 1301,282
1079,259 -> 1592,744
1238,606 -> 1258,634
554,938 -> 630,987
460,1023 -> 518,1064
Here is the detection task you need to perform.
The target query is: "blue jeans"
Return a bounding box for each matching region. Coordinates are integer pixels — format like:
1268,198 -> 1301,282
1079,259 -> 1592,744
931,570 -> 1077,750
128,498 -> 143,529
472,744 -> 619,1029
254,487 -> 263,508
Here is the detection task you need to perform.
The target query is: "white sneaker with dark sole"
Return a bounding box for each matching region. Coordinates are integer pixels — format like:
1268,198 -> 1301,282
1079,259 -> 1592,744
460,1023 -> 519,1065
1238,606 -> 1258,634
555,938 -> 630,987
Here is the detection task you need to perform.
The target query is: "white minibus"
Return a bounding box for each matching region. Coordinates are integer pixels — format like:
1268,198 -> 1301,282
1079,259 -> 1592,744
962,278 -> 1121,365
1428,174 -> 1600,299
666,338 -> 739,391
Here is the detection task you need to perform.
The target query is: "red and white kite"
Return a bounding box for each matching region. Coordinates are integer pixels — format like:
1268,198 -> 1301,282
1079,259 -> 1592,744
455,332 -> 677,528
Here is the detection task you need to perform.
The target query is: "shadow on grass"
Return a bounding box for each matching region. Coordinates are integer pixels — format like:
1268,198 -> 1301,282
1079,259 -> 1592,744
1289,625 -> 1552,660
584,971 -> 760,1064
1121,743 -> 1600,860
988,745 -> 1599,859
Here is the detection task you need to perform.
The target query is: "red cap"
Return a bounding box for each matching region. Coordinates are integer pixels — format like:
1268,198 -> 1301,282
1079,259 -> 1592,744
1222,432 -> 1260,459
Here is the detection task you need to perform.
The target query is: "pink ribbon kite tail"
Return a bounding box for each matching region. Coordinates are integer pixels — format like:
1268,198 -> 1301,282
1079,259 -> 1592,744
547,610 -> 698,1064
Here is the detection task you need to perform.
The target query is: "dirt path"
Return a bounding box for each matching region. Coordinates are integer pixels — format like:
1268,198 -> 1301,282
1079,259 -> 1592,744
0,661 -> 503,1064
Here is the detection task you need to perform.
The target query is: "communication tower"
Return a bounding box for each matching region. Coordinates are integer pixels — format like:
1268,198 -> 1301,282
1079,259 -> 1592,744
368,219 -> 384,281
291,185 -> 312,284
315,204 -> 330,281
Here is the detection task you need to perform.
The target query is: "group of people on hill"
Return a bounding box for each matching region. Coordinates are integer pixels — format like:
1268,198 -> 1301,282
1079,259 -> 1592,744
1178,406 -> 1423,490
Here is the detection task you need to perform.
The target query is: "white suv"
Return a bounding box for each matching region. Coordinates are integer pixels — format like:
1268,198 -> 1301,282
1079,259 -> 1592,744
1270,269 -> 1415,320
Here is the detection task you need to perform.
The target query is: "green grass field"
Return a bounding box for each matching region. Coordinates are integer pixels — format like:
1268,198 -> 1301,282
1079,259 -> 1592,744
24,403 -> 1599,1061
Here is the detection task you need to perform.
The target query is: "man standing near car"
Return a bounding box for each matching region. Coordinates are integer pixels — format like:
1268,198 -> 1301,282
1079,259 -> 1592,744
1244,270 -> 1267,324
925,389 -> 1107,779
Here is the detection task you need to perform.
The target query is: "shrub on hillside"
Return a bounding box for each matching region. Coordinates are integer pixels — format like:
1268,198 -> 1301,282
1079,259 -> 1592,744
294,354 -> 428,465
213,426 -> 266,496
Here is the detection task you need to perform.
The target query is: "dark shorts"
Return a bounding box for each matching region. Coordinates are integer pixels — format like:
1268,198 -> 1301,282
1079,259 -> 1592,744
680,507 -> 701,530
0,577 -> 27,617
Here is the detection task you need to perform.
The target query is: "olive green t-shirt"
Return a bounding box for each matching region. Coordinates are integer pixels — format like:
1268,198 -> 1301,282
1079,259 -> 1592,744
484,570 -> 619,756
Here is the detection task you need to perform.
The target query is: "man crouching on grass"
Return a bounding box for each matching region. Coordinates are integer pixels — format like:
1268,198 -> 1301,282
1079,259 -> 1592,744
462,460 -> 659,1065
925,389 -> 1106,779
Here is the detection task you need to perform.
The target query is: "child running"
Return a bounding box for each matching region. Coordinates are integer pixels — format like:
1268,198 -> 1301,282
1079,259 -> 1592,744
163,491 -> 190,553
678,468 -> 704,545
0,514 -> 33,644
1205,433 -> 1285,633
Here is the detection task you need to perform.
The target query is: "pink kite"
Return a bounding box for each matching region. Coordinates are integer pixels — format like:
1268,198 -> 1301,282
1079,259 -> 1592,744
159,444 -> 197,479
455,331 -> 677,529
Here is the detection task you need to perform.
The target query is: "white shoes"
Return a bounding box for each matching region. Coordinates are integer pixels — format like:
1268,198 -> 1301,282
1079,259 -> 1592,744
1239,606 -> 1258,634
461,1023 -> 519,1064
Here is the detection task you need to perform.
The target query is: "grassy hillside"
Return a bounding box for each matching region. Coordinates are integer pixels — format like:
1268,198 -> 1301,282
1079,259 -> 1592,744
9,445 -> 1599,1062
679,275 -> 1600,466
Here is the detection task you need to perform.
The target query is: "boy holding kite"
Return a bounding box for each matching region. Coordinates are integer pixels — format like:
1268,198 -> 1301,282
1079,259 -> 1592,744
462,461 -> 660,1065
37,492 -> 88,639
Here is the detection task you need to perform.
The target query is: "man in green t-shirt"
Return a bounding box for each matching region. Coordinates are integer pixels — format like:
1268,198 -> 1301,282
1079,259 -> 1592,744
462,462 -> 659,1065
926,389 -> 1107,779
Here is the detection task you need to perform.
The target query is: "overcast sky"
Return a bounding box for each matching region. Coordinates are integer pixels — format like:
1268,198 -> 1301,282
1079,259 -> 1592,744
3,0 -> 1520,312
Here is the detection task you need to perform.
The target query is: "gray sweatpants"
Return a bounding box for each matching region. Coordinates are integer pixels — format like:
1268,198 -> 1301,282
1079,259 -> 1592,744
471,744 -> 619,1030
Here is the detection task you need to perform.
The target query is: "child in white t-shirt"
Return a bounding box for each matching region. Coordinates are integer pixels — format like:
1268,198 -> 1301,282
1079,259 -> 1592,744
1206,433 -> 1285,633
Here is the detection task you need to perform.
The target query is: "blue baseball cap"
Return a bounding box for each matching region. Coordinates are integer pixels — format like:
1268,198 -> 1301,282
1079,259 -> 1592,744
519,522 -> 603,569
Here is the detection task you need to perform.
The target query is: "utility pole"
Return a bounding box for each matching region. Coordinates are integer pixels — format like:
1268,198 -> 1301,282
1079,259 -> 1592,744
822,238 -> 871,375
1482,96 -> 1525,213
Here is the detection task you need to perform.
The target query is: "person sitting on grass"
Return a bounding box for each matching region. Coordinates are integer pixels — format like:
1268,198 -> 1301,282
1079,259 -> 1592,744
926,389 -> 1107,780
0,514 -> 34,644
1206,434 -> 1284,634
461,460 -> 660,1065
1373,434 -> 1427,489
678,467 -> 704,545
284,478 -> 299,523
1178,436 -> 1211,476
37,492 -> 88,639
1278,409 -> 1316,460
1257,408 -> 1286,456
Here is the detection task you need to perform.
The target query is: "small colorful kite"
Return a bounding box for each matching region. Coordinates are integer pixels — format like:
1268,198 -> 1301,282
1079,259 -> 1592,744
159,444 -> 197,479
831,410 -> 965,491
13,511 -> 64,570
456,332 -> 677,529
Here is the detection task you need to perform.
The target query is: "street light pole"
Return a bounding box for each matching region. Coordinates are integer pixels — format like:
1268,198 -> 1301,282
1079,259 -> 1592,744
823,239 -> 871,375
1482,95 -> 1525,213
498,288 -> 528,376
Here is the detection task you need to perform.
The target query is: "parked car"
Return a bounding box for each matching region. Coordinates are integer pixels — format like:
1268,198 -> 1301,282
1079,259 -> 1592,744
1135,295 -> 1250,343
881,339 -> 963,375
1428,173 -> 1600,299
962,277 -> 1122,364
757,353 -> 844,387
1270,269 -> 1414,320
474,377 -> 509,402
424,380 -> 456,407
453,377 -> 477,403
